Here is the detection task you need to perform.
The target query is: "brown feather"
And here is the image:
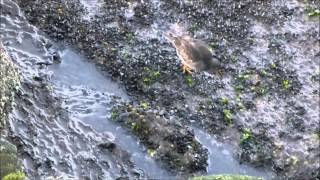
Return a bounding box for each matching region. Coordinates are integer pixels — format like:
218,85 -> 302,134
166,34 -> 222,73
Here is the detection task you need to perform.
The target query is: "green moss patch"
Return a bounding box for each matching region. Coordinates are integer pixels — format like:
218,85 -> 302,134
0,139 -> 23,179
2,171 -> 26,180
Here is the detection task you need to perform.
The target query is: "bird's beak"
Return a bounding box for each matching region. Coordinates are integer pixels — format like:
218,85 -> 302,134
164,32 -> 175,43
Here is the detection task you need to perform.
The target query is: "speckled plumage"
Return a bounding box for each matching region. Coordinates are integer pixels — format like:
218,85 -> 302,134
165,33 -> 222,73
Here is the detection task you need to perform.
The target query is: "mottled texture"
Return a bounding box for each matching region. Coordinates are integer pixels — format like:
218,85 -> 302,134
0,139 -> 22,179
11,0 -> 320,179
0,41 -> 20,129
113,102 -> 208,175
165,33 -> 222,73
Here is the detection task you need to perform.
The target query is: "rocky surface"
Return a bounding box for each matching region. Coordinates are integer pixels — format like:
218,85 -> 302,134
0,41 -> 21,179
112,102 -> 208,176
192,174 -> 263,180
0,41 -> 20,129
8,77 -> 142,179
0,139 -> 23,179
6,0 -> 320,179
1,0 -> 151,179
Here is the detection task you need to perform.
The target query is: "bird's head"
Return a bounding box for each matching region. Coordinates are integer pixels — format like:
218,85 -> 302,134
164,32 -> 182,49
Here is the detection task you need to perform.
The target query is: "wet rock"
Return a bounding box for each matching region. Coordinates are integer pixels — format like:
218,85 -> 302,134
9,79 -> 142,179
32,76 -> 44,82
233,64 -> 302,99
239,130 -> 275,167
0,41 -> 23,178
0,139 -> 22,179
0,41 -> 20,129
1,2 -> 148,178
112,103 -> 208,175
191,174 -> 264,180
15,0 -> 320,179
132,2 -> 154,27
98,142 -> 117,152
51,51 -> 62,63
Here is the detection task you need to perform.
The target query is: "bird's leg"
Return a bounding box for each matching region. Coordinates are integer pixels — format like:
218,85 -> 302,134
182,64 -> 193,74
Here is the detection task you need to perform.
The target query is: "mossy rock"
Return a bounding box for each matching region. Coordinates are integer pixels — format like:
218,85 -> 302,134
2,171 -> 26,180
113,103 -> 208,174
0,41 -> 20,129
191,174 -> 264,180
0,139 -> 22,179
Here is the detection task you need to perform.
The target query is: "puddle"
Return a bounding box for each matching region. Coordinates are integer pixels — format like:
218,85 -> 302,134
193,128 -> 276,180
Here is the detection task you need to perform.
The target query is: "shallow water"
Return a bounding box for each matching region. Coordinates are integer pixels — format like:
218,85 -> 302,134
50,48 -> 173,178
50,49 -> 127,97
1,0 -> 172,178
3,0 -> 319,179
2,1 -> 117,178
193,128 -> 275,179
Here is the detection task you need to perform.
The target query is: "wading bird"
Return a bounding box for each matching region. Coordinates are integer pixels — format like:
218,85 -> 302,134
165,32 -> 223,74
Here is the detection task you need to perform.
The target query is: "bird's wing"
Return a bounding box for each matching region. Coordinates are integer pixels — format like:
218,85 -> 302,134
190,39 -> 212,56
180,39 -> 203,63
189,39 -> 222,71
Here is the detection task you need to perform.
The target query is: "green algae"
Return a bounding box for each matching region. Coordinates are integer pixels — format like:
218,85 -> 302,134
282,79 -> 290,90
220,97 -> 229,105
111,103 -> 208,174
0,139 -> 23,179
142,67 -> 162,86
185,75 -> 196,87
111,110 -> 120,120
308,9 -> 320,17
140,101 -> 150,110
2,171 -> 26,180
223,109 -> 233,126
240,128 -> 252,144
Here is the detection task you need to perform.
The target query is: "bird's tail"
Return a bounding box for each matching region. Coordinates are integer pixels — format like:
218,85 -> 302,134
205,57 -> 224,77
